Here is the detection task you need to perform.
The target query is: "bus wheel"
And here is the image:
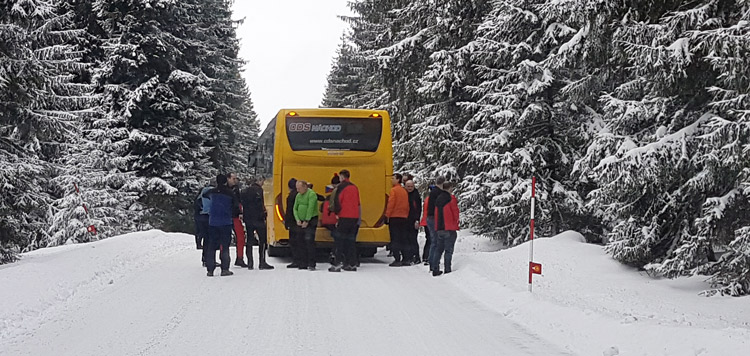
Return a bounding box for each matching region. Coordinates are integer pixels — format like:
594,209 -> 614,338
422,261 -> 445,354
267,245 -> 289,257
358,247 -> 377,258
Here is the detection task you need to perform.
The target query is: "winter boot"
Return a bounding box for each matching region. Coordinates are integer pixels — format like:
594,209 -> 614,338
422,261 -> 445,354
328,264 -> 342,272
258,245 -> 274,270
220,270 -> 234,276
207,271 -> 214,277
432,270 -> 443,277
389,260 -> 402,267
234,258 -> 248,268
342,265 -> 357,272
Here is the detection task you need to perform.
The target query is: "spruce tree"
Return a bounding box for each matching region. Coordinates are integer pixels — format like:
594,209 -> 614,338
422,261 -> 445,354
460,0 -> 587,245
1,0 -> 100,254
572,0 -> 750,295
322,36 -> 365,108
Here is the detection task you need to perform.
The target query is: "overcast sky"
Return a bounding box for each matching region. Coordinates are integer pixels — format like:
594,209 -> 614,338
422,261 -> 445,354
232,1 -> 353,130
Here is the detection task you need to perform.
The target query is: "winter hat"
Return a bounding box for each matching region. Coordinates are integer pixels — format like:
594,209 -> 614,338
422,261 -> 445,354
217,174 -> 228,186
288,178 -> 298,190
331,173 -> 340,185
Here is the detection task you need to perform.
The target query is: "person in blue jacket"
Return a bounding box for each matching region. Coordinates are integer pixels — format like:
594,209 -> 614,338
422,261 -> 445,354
205,174 -> 239,277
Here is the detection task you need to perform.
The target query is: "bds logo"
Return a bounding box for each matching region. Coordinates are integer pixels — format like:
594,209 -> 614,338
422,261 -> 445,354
288,122 -> 311,132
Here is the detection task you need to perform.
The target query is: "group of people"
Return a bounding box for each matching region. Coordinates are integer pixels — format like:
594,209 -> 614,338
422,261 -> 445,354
194,169 -> 459,277
286,169 -> 362,272
194,172 -> 274,276
386,174 -> 460,276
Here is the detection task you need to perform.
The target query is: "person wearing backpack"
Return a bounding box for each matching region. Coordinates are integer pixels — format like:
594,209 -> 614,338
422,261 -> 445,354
320,173 -> 341,265
431,182 -> 460,276
194,178 -> 214,266
328,169 -> 360,272
206,174 -> 239,277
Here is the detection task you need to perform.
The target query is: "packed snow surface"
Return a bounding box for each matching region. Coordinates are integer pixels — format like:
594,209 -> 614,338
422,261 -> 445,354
1,230 -> 747,355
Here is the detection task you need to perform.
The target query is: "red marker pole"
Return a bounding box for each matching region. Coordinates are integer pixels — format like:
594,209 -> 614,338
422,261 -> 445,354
73,183 -> 97,236
529,176 -> 536,292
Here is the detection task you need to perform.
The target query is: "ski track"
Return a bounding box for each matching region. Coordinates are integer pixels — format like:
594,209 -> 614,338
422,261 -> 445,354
0,234 -> 570,356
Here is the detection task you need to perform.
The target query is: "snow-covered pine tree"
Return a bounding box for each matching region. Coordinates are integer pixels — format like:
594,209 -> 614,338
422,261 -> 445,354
41,0 -> 146,246
93,0 -> 259,231
1,0 -> 104,255
93,0 -> 195,230
460,0 -> 586,245
660,2 -> 750,296
321,36 -> 366,108
537,0 -> 623,242
406,0 -> 491,183
366,0 -> 435,170
573,1 -> 750,295
191,0 -> 259,176
339,0 -> 405,113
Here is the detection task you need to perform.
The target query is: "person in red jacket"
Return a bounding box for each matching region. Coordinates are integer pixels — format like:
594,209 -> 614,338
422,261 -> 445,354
321,173 -> 340,265
386,173 -> 411,266
328,169 -> 361,272
431,182 -> 460,276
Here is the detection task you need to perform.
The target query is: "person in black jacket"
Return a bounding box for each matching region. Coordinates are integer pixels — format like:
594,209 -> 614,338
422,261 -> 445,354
206,174 -> 239,277
405,179 -> 422,264
240,175 -> 274,270
284,178 -> 306,269
230,174 -> 249,268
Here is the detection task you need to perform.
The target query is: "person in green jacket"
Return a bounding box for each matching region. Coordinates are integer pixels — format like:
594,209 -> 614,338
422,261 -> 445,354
294,180 -> 320,270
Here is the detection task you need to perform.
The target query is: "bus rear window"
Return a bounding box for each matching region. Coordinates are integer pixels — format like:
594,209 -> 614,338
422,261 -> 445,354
286,117 -> 382,152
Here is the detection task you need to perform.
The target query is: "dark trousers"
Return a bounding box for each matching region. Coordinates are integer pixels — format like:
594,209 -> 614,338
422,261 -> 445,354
300,217 -> 318,267
289,227 -> 304,266
434,230 -> 458,272
335,218 -> 358,267
388,217 -> 410,262
195,214 -> 209,262
422,225 -> 432,262
406,219 -> 420,262
426,217 -> 439,271
245,220 -> 268,266
207,225 -> 232,272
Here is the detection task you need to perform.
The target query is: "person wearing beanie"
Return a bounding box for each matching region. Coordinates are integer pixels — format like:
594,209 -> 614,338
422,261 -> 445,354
205,173 -> 239,277
321,173 -> 341,266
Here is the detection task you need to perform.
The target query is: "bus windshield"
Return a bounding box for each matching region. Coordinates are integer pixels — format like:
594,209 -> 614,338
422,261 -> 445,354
286,117 -> 382,152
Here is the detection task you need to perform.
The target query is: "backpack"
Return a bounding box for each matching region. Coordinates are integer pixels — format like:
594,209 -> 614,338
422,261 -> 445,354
320,199 -> 337,226
193,193 -> 203,215
330,182 -> 350,214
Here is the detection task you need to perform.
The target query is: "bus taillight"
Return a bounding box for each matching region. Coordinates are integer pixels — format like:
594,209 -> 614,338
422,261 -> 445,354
275,194 -> 284,222
373,194 -> 389,228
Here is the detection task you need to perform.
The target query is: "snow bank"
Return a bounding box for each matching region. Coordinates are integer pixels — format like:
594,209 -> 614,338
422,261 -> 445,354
2,229 -> 747,355
445,231 -> 750,355
0,230 -> 189,342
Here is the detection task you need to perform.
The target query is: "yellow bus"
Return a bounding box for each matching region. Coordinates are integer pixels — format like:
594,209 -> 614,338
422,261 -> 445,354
253,108 -> 393,257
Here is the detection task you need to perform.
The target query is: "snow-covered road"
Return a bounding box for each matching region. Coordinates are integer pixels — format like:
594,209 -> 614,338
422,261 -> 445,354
0,231 -> 568,356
